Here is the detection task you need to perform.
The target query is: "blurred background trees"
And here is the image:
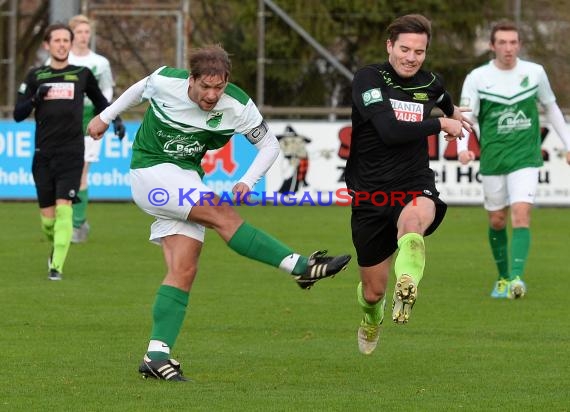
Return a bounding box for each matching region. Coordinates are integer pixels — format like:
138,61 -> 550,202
2,0 -> 570,117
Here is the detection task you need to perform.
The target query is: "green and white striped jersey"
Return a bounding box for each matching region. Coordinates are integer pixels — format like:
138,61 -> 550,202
460,58 -> 556,175
131,66 -> 263,176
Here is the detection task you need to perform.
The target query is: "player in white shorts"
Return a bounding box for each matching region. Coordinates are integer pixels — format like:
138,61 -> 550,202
68,14 -> 124,242
86,45 -> 351,381
482,168 -> 539,212
458,20 -> 570,299
130,164 -> 210,244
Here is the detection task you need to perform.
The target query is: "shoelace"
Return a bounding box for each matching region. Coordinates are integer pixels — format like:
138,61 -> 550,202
362,323 -> 379,340
496,280 -> 509,292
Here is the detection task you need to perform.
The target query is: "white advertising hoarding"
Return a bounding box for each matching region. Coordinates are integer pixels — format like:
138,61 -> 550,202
265,120 -> 570,206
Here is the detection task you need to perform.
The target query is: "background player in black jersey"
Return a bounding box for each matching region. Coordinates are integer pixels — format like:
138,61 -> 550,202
346,14 -> 471,355
13,23 -> 111,281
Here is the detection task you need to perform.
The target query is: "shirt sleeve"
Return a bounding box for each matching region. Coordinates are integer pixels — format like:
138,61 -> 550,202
457,71 -> 479,152
238,122 -> 281,189
536,65 -> 557,106
436,91 -> 454,117
84,68 -> 110,115
99,77 -> 147,124
459,71 -> 480,118
544,102 -> 570,150
98,57 -> 115,102
13,70 -> 36,122
232,98 -> 264,135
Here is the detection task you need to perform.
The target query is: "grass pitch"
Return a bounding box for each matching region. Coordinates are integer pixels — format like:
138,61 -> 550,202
1,202 -> 568,411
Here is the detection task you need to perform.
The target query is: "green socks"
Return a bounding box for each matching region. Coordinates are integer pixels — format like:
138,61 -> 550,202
357,282 -> 384,325
489,227 -> 529,280
50,205 -> 73,272
228,222 -> 307,275
489,227 -> 509,280
148,285 -> 189,361
41,215 -> 55,243
73,188 -> 88,228
394,232 -> 425,285
510,227 -> 530,279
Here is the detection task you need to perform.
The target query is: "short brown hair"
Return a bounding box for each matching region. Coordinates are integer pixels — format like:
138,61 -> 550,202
386,14 -> 432,48
43,23 -> 74,43
490,19 -> 520,44
189,44 -> 231,82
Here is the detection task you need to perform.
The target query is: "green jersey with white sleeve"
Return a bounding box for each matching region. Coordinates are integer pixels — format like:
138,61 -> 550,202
68,50 -> 114,132
131,66 -> 265,177
460,58 -> 556,175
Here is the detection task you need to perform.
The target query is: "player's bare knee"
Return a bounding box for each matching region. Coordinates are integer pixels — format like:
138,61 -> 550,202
166,264 -> 198,288
362,283 -> 386,303
210,204 -> 244,237
489,216 -> 506,230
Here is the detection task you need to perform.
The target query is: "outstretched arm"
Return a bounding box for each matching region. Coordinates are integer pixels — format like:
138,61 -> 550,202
544,102 -> 570,165
233,121 -> 280,197
87,77 -> 147,140
454,107 -> 477,164
13,71 -> 39,122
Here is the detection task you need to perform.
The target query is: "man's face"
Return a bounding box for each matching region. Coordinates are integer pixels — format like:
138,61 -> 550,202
386,32 -> 428,78
491,30 -> 520,69
44,29 -> 72,63
188,74 -> 227,111
72,22 -> 91,49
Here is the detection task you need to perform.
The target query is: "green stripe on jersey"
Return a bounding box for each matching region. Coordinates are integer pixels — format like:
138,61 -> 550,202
158,67 -> 189,79
478,84 -> 538,106
36,66 -> 86,80
225,83 -> 250,105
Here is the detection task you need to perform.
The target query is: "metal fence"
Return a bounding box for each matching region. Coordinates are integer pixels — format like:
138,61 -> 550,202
2,0 -> 570,118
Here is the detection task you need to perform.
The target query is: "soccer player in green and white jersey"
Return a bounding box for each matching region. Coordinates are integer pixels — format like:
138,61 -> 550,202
68,14 -> 121,242
458,19 -> 570,299
86,44 -> 351,381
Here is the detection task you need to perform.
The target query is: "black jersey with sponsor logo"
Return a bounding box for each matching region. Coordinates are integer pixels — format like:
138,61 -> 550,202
14,65 -> 109,154
346,62 -> 454,192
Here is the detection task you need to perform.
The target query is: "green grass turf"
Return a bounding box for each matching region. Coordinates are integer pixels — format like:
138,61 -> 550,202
1,202 -> 568,411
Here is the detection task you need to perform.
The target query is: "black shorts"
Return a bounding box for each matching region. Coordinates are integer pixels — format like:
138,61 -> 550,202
32,150 -> 84,208
350,181 -> 447,267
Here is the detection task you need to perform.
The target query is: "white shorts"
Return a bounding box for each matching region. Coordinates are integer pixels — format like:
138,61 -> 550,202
84,136 -> 103,162
482,167 -> 539,211
130,163 -> 213,244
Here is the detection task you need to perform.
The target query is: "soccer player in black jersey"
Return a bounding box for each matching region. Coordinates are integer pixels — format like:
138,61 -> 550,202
346,14 -> 472,354
13,23 -> 110,281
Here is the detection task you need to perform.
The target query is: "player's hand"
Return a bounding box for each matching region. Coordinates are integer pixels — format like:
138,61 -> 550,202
112,116 -> 126,140
232,182 -> 251,203
33,85 -> 52,105
566,151 -> 570,165
87,115 -> 110,140
440,118 -> 463,141
458,150 -> 476,165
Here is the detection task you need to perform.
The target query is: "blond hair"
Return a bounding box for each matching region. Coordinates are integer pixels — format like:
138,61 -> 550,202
68,14 -> 91,31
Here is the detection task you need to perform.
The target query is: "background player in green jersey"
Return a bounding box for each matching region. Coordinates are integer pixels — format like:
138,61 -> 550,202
86,44 -> 351,381
458,20 -> 570,299
68,14 -> 124,243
